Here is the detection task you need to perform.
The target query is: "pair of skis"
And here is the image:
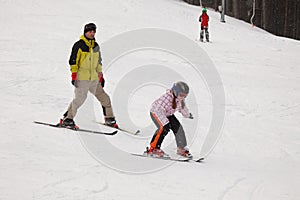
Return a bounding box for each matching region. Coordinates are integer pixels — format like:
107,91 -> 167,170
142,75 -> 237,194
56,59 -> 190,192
33,120 -> 139,136
34,121 -> 117,135
195,38 -> 212,43
131,153 -> 204,163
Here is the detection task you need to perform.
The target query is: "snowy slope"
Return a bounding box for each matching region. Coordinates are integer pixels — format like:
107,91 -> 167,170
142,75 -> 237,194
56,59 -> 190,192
0,0 -> 300,200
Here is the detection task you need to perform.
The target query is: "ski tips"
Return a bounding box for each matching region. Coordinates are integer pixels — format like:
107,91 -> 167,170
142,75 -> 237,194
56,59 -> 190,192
195,157 -> 204,162
110,130 -> 118,135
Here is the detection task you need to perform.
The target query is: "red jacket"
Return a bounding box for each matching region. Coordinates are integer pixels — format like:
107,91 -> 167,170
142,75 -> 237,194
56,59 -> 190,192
199,13 -> 209,27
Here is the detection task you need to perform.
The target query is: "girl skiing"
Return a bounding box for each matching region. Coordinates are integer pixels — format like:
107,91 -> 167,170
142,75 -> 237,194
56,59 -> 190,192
145,81 -> 193,158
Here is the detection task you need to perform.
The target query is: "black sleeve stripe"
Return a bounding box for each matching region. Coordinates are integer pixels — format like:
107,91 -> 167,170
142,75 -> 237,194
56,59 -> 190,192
69,40 -> 90,65
69,41 -> 81,65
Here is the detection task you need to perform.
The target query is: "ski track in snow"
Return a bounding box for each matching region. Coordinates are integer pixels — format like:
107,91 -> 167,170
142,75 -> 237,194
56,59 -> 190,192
218,177 -> 246,200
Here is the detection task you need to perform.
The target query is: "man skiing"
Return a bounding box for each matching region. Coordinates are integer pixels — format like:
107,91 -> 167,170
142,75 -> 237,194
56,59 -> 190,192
199,7 -> 209,42
145,81 -> 193,158
62,23 -> 118,128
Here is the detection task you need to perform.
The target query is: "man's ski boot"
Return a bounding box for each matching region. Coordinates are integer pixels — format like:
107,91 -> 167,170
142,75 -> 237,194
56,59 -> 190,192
61,118 -> 78,130
144,147 -> 169,158
177,147 -> 193,159
105,117 -> 119,128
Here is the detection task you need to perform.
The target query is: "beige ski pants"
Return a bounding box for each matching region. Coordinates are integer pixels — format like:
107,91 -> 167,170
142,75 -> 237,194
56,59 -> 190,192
66,80 -> 114,119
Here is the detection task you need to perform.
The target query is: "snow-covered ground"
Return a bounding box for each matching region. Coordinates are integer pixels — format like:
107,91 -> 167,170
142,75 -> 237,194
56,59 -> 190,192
0,0 -> 300,199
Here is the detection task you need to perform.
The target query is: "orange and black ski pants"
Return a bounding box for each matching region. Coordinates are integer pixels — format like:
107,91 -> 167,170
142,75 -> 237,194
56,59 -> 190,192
150,112 -> 187,149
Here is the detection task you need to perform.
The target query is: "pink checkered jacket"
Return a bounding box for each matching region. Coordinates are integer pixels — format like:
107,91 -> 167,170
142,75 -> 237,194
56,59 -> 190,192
150,89 -> 190,125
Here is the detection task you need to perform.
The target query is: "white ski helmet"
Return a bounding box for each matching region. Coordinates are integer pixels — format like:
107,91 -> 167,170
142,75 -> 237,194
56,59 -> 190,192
172,81 -> 189,97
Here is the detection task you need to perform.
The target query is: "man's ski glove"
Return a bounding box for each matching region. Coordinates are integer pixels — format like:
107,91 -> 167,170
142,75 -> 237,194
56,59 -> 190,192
71,72 -> 78,88
189,113 -> 194,119
98,72 -> 105,87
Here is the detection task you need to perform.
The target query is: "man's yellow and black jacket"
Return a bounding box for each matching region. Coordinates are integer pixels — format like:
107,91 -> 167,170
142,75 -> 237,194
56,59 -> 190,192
69,35 -> 102,80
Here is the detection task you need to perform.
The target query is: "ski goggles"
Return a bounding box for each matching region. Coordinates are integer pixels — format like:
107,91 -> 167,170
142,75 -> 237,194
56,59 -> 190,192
178,92 -> 187,98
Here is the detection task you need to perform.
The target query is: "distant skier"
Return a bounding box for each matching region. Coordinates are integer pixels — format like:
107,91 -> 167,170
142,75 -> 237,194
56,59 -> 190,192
145,81 -> 194,158
62,23 -> 118,128
199,7 -> 209,42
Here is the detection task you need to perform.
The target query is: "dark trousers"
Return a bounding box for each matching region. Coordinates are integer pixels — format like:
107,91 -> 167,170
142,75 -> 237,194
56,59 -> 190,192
150,113 -> 187,149
200,26 -> 209,41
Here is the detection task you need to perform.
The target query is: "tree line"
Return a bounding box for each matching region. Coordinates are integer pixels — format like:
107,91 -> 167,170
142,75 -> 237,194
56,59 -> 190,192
184,0 -> 300,40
